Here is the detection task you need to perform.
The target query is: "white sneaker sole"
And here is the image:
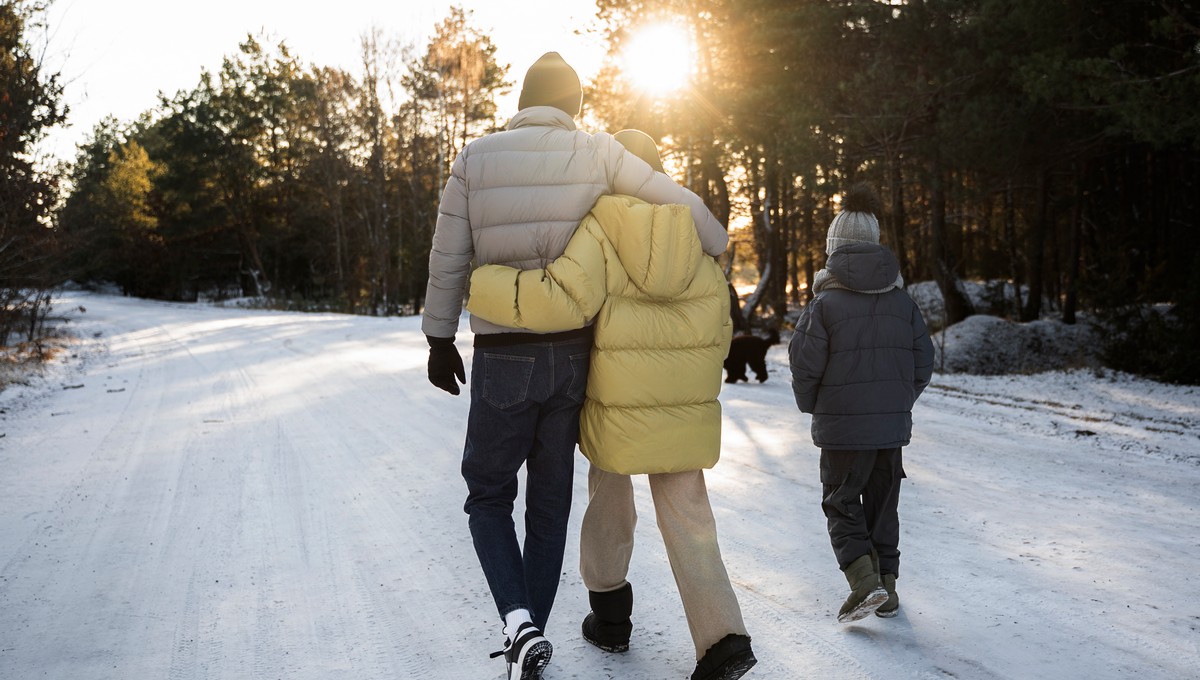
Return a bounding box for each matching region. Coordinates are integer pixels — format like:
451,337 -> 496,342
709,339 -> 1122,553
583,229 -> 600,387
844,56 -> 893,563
509,638 -> 552,680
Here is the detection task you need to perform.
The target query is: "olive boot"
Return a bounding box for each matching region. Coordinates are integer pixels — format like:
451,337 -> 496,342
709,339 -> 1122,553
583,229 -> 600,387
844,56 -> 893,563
837,554 -> 888,623
875,573 -> 900,618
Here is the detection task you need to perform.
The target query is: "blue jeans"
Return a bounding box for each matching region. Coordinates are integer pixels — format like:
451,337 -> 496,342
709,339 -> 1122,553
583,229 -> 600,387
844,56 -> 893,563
462,336 -> 590,632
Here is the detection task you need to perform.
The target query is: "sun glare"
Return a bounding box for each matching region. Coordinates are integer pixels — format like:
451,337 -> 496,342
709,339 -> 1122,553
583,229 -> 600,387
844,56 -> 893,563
621,22 -> 694,96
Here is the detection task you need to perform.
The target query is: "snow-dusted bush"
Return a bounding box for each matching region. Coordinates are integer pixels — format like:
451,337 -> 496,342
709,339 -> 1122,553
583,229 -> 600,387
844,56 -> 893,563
908,279 -> 1031,331
1094,302 -> 1200,385
932,315 -> 1100,375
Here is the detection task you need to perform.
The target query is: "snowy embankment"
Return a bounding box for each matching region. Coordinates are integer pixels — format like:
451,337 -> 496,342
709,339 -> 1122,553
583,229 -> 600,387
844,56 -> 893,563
907,280 -> 1104,375
1,293 -> 1198,679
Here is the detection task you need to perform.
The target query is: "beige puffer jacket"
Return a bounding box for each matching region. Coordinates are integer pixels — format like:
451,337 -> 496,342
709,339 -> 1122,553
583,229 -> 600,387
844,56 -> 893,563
422,106 -> 728,339
467,195 -> 732,474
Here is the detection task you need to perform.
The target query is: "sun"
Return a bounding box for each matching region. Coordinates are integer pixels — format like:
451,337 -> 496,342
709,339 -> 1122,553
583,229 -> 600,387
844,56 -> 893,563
621,22 -> 695,96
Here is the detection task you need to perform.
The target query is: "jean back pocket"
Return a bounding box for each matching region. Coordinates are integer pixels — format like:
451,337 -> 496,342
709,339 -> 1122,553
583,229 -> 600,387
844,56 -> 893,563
482,354 -> 535,409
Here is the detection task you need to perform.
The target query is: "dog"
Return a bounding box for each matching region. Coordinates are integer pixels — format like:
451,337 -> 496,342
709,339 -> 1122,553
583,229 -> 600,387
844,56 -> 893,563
724,328 -> 781,383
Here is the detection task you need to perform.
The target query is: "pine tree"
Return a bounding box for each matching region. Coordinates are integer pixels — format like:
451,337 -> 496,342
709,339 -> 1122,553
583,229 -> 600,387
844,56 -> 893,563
0,0 -> 66,345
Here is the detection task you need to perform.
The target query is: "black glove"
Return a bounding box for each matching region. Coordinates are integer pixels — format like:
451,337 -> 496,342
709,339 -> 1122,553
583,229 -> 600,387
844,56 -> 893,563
427,335 -> 466,395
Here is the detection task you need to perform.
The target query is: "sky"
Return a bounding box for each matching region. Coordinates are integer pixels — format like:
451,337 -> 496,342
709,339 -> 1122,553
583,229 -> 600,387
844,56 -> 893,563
39,0 -> 607,162
1,290 -> 1198,678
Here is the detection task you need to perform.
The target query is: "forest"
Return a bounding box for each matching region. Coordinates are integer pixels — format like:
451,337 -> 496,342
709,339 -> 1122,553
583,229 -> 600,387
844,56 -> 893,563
3,0 -> 1199,382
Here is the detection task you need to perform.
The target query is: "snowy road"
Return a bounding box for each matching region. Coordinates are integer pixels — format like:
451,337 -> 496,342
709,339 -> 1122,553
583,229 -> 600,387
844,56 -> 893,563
2,293 -> 1198,679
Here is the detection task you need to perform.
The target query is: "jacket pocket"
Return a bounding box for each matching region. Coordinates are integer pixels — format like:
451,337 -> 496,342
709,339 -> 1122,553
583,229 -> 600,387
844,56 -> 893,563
482,354 -> 535,409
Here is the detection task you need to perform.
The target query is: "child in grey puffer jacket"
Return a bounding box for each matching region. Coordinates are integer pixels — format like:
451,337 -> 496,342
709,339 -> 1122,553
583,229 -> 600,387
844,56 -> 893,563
788,183 -> 935,623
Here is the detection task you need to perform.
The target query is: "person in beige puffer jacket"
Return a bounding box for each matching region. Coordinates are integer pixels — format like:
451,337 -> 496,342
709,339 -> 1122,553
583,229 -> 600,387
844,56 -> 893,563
421,53 -> 728,680
468,130 -> 756,680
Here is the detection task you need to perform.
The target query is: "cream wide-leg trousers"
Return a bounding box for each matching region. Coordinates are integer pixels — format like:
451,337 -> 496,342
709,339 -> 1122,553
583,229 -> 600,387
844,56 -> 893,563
579,464 -> 749,659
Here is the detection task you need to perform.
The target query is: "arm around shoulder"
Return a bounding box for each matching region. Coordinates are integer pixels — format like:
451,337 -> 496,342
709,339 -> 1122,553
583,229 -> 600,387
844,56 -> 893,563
466,221 -> 609,332
635,171 -> 729,256
605,136 -> 729,256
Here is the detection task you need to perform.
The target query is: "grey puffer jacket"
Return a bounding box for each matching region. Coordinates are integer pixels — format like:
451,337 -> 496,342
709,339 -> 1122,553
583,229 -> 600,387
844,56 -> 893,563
789,243 -> 935,450
422,106 -> 728,338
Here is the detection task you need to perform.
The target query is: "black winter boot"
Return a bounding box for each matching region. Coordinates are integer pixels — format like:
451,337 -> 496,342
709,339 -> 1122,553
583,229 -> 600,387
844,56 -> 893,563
581,583 -> 633,653
691,633 -> 757,680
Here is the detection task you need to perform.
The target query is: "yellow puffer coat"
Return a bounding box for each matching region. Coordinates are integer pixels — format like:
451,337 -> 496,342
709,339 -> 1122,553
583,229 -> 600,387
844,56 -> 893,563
467,194 -> 733,474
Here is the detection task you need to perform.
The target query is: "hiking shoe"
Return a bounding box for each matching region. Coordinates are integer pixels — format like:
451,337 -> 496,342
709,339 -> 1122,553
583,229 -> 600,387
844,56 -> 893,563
581,583 -> 633,653
876,573 -> 900,618
489,622 -> 552,680
691,633 -> 757,680
837,554 -> 889,623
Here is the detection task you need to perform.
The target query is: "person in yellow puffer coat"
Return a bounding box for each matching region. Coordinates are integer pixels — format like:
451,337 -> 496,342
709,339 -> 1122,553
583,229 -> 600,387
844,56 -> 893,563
467,131 -> 756,680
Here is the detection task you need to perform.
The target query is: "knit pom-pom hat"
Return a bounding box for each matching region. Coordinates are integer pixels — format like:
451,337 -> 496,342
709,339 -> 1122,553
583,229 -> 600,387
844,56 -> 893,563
826,183 -> 882,255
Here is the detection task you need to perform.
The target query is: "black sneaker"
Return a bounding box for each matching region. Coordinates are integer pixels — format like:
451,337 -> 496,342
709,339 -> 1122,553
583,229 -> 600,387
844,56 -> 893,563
691,633 -> 757,680
490,622 -> 553,680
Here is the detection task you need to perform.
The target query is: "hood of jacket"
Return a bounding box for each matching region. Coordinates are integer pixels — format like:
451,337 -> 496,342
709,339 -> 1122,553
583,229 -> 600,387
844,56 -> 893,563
818,243 -> 903,293
590,194 -> 702,300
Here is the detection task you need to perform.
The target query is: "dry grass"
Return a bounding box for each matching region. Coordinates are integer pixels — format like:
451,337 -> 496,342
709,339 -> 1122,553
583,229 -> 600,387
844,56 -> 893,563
0,335 -> 73,391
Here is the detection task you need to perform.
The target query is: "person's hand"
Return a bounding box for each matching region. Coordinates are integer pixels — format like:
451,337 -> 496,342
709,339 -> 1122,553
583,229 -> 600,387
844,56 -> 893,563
426,335 -> 465,395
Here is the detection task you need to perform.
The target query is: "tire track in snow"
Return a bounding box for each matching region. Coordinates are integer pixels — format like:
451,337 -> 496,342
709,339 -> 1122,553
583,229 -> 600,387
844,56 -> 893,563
243,342 -> 482,679
165,567 -> 202,680
133,309 -> 464,679
2,318 -> 215,679
274,423 -> 400,680
923,382 -> 1200,463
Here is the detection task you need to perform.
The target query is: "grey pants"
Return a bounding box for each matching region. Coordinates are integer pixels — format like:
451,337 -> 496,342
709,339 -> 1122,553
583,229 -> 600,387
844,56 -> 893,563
579,465 -> 748,659
820,448 -> 905,576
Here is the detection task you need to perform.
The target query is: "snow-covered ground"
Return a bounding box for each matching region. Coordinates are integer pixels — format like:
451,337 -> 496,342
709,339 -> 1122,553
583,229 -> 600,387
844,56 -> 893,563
2,293 -> 1198,679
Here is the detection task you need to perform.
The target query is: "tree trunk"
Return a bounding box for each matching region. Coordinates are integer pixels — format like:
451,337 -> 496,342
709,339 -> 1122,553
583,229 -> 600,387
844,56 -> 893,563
702,143 -> 731,228
742,185 -> 775,326
1062,165 -> 1084,324
802,188 -> 815,302
770,168 -> 788,321
236,220 -> 269,297
930,161 -> 973,324
789,181 -> 803,307
727,282 -> 750,334
889,158 -> 909,277
1022,170 -> 1050,321
1004,180 -> 1024,318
